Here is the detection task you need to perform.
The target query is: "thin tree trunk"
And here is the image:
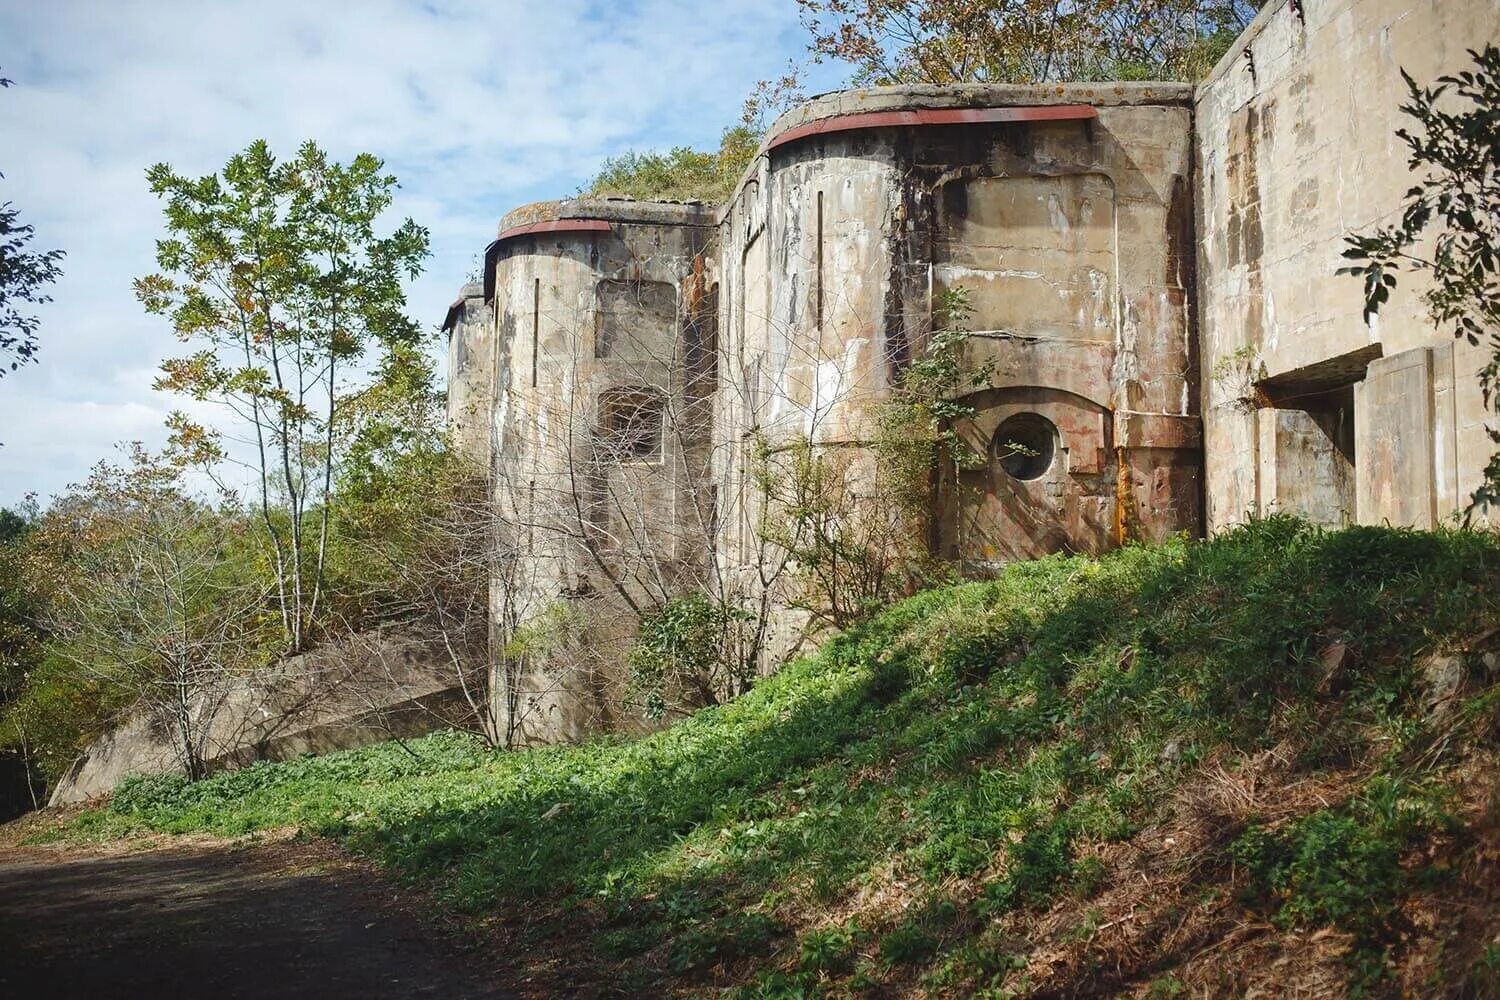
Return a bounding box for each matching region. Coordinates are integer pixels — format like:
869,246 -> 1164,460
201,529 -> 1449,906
18,727 -> 39,811
241,293 -> 291,641
268,328 -> 305,652
310,267 -> 339,630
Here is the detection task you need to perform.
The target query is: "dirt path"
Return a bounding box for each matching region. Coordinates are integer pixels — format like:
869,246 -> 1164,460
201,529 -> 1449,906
0,836 -> 516,999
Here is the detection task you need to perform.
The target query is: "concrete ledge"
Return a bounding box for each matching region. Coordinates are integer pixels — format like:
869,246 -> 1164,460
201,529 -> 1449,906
1366,346 -> 1438,378
1256,344 -> 1383,403
485,198 -> 717,302
766,104 -> 1098,152
713,81 -> 1196,222
497,197 -> 717,236
767,83 -> 1197,150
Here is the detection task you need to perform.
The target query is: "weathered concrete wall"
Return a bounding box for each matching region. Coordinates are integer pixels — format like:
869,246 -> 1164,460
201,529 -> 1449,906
715,83 -> 1202,586
487,198 -> 716,743
1196,0 -> 1498,530
462,1 -> 1497,745
443,283 -> 494,469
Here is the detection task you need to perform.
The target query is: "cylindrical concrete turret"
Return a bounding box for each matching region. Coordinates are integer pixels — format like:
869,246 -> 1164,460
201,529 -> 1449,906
716,82 -> 1202,573
442,282 -> 492,468
486,197 -> 717,743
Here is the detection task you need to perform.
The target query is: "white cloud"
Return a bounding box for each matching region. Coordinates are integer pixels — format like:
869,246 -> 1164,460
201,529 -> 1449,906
0,0 -> 837,505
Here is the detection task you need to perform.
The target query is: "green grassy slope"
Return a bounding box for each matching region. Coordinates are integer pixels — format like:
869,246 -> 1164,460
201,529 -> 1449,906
75,518 -> 1500,996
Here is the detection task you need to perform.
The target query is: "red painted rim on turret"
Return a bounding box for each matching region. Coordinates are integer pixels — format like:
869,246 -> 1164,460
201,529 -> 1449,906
766,105 -> 1098,152
482,219 -> 614,301
494,218 -> 613,243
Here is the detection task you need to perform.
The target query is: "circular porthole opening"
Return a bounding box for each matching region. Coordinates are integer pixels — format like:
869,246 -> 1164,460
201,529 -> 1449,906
994,413 -> 1058,481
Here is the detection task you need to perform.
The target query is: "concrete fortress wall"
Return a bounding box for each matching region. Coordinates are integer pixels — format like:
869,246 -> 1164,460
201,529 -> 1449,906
446,0 -> 1497,742
716,84 -> 1203,580
480,198 -> 716,742
1196,0 -> 1498,531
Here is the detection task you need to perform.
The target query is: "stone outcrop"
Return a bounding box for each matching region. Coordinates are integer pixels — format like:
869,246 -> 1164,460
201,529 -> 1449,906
49,635 -> 469,805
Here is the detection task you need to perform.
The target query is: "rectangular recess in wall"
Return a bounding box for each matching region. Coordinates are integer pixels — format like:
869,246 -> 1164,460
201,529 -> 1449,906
815,190 -> 824,331
685,283 -> 719,390
933,173 -> 1116,343
531,278 -> 540,388
598,387 -> 665,462
595,279 -> 676,361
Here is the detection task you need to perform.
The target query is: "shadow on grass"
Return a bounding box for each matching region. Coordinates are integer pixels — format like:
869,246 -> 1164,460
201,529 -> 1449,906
332,520 -> 1498,982
105,518 -> 1500,989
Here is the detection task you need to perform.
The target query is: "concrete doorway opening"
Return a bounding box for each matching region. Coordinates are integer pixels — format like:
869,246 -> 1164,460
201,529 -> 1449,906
1254,346 -> 1378,527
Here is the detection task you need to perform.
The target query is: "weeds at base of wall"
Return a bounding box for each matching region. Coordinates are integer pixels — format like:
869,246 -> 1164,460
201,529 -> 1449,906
750,288 -> 997,632
624,591 -> 755,721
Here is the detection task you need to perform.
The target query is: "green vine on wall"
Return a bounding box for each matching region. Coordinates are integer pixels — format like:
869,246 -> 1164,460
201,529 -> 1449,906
752,288 -> 999,630
875,286 -> 996,519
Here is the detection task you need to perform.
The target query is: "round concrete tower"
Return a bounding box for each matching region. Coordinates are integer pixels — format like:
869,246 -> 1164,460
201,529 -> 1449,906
442,282 -> 492,469
485,197 -> 717,743
716,83 -> 1202,573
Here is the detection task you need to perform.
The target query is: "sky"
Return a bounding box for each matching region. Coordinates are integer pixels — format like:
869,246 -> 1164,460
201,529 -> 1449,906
0,0 -> 841,508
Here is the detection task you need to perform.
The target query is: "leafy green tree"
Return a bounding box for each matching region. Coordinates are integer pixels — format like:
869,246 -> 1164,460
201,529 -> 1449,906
340,448 -> 500,744
0,651 -> 101,798
0,204 -> 62,377
336,338 -> 450,524
0,499 -> 35,545
588,146 -> 724,202
0,73 -> 65,377
795,0 -> 1259,85
1339,45 -> 1500,511
0,502 -> 40,701
331,335 -> 459,626
0,502 -> 45,807
329,342 -> 509,744
586,127 -> 765,203
0,499 -> 123,798
32,447 -> 277,781
136,140 -> 430,652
